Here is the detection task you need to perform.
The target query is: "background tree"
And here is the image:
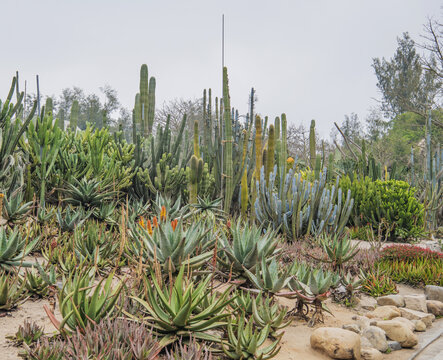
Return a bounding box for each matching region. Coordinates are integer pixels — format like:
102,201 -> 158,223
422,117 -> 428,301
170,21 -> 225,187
372,32 -> 441,119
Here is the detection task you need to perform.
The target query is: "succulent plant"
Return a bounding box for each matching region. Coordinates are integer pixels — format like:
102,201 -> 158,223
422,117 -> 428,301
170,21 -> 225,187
252,294 -> 290,337
222,312 -> 281,360
23,337 -> 65,360
45,270 -> 124,332
127,265 -> 234,345
311,234 -> 360,271
0,271 -> 27,310
2,189 -> 32,224
244,258 -> 292,295
24,262 -> 57,297
165,336 -> 212,360
92,202 -> 117,225
56,206 -> 88,232
62,177 -> 116,209
7,319 -> 43,345
220,219 -> 280,276
128,216 -> 213,272
0,227 -> 39,270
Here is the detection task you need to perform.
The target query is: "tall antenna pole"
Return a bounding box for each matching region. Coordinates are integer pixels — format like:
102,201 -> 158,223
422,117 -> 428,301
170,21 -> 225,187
221,14 -> 225,201
36,75 -> 41,117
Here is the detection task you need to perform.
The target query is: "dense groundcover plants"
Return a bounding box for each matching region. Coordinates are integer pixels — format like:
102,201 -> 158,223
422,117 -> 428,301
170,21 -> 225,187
0,63 -> 441,359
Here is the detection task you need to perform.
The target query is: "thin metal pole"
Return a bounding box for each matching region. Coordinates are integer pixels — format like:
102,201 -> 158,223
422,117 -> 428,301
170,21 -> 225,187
220,14 -> 225,201
36,75 -> 41,117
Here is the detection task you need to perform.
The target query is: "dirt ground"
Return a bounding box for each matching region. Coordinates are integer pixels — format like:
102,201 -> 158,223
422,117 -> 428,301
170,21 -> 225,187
0,285 -> 440,359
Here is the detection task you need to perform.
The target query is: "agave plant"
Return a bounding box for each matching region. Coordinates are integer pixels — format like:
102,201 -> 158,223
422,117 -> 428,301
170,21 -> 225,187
63,177 -> 116,209
2,189 -> 32,224
127,266 -> 234,345
128,216 -> 213,272
222,312 -> 281,360
0,271 -> 27,310
7,319 -> 44,345
252,294 -> 290,337
25,262 -> 57,298
244,258 -> 292,295
220,220 -> 280,276
186,197 -> 226,221
0,227 -> 39,269
56,206 -> 88,232
45,270 -> 124,332
311,234 -> 360,271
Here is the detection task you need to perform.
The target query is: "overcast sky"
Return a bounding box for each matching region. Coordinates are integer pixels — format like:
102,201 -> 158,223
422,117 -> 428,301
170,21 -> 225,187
1,0 -> 440,137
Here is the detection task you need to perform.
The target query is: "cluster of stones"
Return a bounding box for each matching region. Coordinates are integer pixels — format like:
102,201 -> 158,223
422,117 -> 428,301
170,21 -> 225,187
310,285 -> 443,359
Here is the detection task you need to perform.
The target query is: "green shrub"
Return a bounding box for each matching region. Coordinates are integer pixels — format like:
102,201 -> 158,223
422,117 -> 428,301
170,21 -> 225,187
340,177 -> 424,240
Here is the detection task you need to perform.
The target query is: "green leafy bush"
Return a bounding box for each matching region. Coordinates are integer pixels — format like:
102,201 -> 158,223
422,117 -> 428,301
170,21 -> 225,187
340,177 -> 424,240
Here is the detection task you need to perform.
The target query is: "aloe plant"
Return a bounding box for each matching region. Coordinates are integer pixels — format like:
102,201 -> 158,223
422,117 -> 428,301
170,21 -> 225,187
56,206 -> 88,232
0,228 -> 38,270
312,234 -> 360,271
24,262 -> 57,297
0,271 -> 27,310
128,217 -> 213,272
220,219 -> 280,276
7,319 -> 44,346
2,189 -> 32,224
222,312 -> 281,360
244,258 -> 292,294
166,336 -> 213,360
127,266 -> 234,345
252,294 -> 291,337
45,270 -> 124,332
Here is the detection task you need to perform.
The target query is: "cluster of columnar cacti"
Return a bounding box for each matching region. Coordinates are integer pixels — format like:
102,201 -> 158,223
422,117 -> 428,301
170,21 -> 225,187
133,64 -> 156,139
255,164 -> 354,239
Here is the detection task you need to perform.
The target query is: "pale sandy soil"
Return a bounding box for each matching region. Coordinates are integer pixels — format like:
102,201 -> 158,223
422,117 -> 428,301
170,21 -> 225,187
1,286 -> 440,359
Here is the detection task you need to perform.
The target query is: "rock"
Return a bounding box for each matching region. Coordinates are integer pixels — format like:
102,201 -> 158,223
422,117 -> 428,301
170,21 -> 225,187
426,300 -> 443,316
361,326 -> 388,352
400,308 -> 435,327
352,316 -> 372,331
359,296 -> 377,311
387,341 -> 402,351
360,336 -> 373,349
310,327 -> 361,359
361,348 -> 382,360
404,294 -> 428,313
411,319 -> 426,332
425,285 -> 443,302
367,306 -> 401,320
376,295 -> 405,307
374,320 -> 418,348
393,317 -> 415,331
343,324 -> 361,334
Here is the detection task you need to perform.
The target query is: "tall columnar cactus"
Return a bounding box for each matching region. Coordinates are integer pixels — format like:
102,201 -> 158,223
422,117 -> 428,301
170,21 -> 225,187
147,77 -> 156,134
279,114 -> 288,197
70,100 -> 79,132
193,120 -> 200,158
255,115 -> 262,186
309,119 -> 316,170
138,64 -> 156,137
189,155 -> 203,203
45,97 -> 53,116
266,124 -> 275,183
57,109 -> 65,131
223,67 -> 234,213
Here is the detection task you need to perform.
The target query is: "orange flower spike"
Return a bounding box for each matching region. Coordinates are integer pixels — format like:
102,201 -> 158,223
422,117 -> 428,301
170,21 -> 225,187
160,206 -> 167,222
138,217 -> 145,229
153,216 -> 158,228
171,219 -> 178,231
147,219 -> 153,235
